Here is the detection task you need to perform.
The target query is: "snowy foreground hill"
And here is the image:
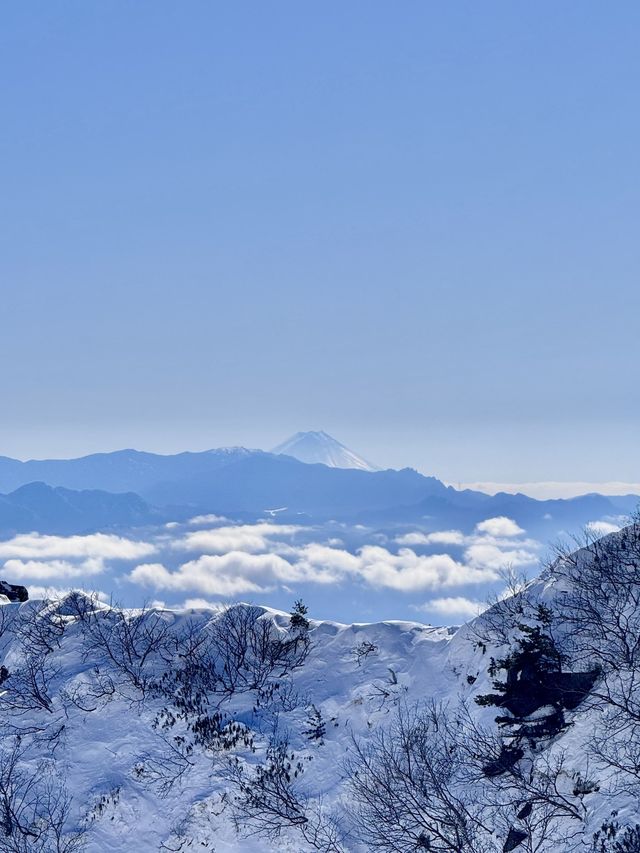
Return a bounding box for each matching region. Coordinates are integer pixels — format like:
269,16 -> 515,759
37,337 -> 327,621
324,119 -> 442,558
1,525 -> 640,851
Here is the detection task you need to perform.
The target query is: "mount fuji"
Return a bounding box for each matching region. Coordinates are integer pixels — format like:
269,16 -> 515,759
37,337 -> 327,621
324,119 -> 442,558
271,430 -> 379,471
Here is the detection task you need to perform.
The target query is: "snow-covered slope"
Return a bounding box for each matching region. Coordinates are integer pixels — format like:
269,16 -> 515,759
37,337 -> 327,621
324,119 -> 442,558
0,599 -> 453,852
1,525 -> 640,851
272,431 -> 379,471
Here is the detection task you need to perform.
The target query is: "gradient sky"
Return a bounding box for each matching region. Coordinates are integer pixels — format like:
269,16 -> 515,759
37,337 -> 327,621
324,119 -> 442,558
2,2 -> 639,483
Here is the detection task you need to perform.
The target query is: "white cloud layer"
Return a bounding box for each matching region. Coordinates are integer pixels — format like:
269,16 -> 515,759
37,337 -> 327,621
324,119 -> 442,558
474,517 -> 524,538
0,533 -> 155,561
395,530 -> 465,547
187,514 -> 228,526
3,558 -> 106,580
0,533 -> 157,584
128,527 -> 533,597
130,551 -> 297,597
585,519 -> 623,537
0,518 -> 540,605
177,523 -> 303,555
457,481 -> 640,500
415,596 -> 487,618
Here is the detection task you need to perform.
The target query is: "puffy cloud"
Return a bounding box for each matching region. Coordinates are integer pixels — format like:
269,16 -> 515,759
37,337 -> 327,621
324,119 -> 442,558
129,550 -> 297,597
0,533 -> 155,561
130,562 -> 263,597
395,530 -> 465,547
585,519 -> 623,537
294,544 -> 360,582
415,596 -> 487,619
0,534 -> 156,589
317,527 -> 540,590
395,523 -> 539,575
177,523 -> 303,555
474,517 -> 524,538
3,557 -> 106,580
352,546 -> 498,591
464,541 -> 538,571
129,542 -> 502,597
0,515 -> 544,612
188,514 -> 228,526
118,516 -> 541,599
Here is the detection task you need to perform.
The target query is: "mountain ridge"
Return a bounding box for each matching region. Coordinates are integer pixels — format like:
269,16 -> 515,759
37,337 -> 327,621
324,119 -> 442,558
0,442 -> 636,537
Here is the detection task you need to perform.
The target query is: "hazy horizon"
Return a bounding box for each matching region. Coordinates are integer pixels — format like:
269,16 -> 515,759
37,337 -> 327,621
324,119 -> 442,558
2,2 -> 639,486
1,429 -> 639,501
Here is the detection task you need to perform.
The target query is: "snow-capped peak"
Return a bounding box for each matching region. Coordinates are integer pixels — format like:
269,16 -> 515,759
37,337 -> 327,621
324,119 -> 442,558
271,430 -> 379,471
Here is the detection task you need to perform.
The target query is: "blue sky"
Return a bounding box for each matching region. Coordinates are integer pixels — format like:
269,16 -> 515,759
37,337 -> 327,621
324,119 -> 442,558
2,2 -> 639,483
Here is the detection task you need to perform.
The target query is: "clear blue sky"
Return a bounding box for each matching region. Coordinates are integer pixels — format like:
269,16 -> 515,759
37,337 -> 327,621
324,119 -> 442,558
2,2 -> 639,483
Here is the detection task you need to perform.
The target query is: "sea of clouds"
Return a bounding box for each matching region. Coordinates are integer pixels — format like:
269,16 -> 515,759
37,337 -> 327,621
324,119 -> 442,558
0,514 -> 623,624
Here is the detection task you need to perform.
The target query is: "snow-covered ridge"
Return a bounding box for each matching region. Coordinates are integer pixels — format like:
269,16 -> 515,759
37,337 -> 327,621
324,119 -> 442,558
1,524 -> 640,851
0,597 -> 452,852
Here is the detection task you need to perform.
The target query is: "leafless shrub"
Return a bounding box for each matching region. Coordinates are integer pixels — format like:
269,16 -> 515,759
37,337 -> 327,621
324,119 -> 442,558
348,697 -> 588,853
157,605 -> 309,736
0,601 -> 77,719
14,603 -> 66,657
548,513 -> 640,789
133,733 -> 197,798
0,650 -> 59,716
227,735 -> 310,837
80,602 -> 174,702
458,704 -> 586,853
347,701 -> 492,852
593,818 -> 640,852
226,731 -> 342,851
0,738 -> 85,852
473,567 -> 542,649
353,640 -> 379,666
366,668 -> 406,711
0,604 -> 21,651
549,515 -> 640,673
210,605 -> 310,697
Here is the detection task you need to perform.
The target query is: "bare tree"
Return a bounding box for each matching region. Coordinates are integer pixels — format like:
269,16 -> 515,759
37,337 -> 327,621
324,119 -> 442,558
550,515 -> 640,674
352,640 -> 379,667
226,731 -> 343,852
0,738 -> 85,853
14,602 -> 66,657
156,605 -> 309,740
592,818 -> 640,852
347,702 -> 493,852
548,514 -> 640,790
457,700 -> 588,853
80,601 -> 174,702
209,605 -> 310,697
0,601 -> 73,719
472,567 -> 543,650
133,733 -> 197,798
0,653 -> 58,716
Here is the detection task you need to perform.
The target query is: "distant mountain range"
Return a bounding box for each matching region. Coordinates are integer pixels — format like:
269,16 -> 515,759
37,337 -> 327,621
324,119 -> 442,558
0,432 -> 636,537
0,482 -> 154,535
